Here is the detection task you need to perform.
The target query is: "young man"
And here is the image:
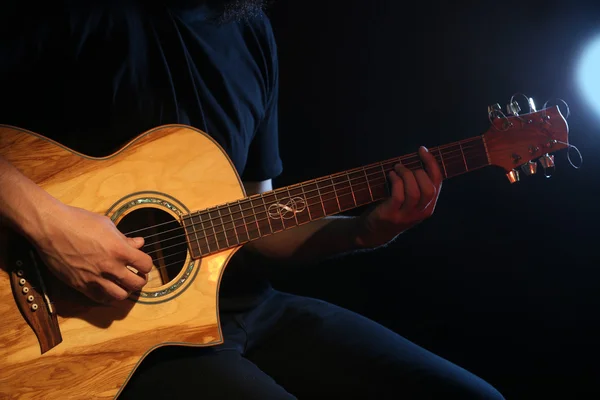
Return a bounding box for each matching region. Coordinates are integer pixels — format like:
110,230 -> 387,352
0,1 -> 504,398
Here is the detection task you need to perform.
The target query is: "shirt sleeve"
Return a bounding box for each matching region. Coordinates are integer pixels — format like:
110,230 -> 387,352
240,13 -> 284,182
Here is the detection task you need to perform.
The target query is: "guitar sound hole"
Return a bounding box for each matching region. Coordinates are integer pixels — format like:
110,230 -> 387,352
117,208 -> 188,289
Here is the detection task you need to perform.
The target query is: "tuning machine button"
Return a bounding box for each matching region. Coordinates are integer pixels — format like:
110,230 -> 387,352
488,103 -> 501,118
507,101 -> 521,116
506,169 -> 520,183
539,154 -> 555,169
521,161 -> 537,176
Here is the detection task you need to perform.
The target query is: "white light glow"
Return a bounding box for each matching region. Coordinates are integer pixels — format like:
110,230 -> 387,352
576,34 -> 600,118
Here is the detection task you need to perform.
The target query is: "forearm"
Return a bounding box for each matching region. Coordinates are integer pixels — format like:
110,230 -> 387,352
244,215 -> 378,264
0,156 -> 57,240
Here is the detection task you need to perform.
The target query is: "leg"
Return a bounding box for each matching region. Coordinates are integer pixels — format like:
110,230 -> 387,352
242,291 -> 505,400
118,314 -> 297,400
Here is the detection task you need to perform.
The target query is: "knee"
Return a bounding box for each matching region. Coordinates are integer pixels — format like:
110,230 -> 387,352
424,373 -> 506,400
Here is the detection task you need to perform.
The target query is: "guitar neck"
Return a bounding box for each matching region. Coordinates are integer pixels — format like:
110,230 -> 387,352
182,135 -> 490,258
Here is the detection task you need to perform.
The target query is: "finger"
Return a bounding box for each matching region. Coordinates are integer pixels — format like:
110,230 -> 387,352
125,236 -> 145,249
381,169 -> 405,212
111,266 -> 148,293
121,242 -> 154,274
414,169 -> 436,210
419,146 -> 443,186
394,164 -> 419,211
87,279 -> 130,303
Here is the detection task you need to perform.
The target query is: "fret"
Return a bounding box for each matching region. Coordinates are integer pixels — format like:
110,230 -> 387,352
250,196 -> 272,237
239,199 -> 260,240
261,192 -> 285,233
331,173 -> 356,211
285,187 -> 300,226
272,190 -> 297,229
301,181 -> 326,219
299,184 -> 313,221
207,208 -> 228,250
229,201 -> 250,243
189,215 -> 204,256
362,167 -> 374,202
206,210 -> 219,251
436,148 -> 449,179
382,159 -> 399,173
439,144 -> 467,178
464,137 -> 490,171
346,169 -> 370,206
345,172 -> 358,207
380,163 -> 391,198
195,211 -> 215,253
215,208 -> 231,248
221,204 -> 240,245
328,176 -> 343,213
258,195 -> 275,236
316,177 -> 340,215
288,185 -> 311,225
364,164 -> 387,200
182,215 -> 204,258
248,198 -> 262,237
458,142 -> 469,172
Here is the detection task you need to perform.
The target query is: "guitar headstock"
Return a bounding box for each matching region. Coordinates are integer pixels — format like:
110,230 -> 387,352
483,104 -> 569,182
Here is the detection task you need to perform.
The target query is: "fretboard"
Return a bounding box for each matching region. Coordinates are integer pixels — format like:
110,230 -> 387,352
182,136 -> 489,258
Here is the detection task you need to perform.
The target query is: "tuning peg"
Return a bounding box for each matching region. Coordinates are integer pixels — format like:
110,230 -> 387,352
488,103 -> 501,118
507,101 -> 521,116
506,169 -> 520,184
538,154 -> 555,169
521,161 -> 537,175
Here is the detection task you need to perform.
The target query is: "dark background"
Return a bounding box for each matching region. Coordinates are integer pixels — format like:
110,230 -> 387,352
266,1 -> 600,398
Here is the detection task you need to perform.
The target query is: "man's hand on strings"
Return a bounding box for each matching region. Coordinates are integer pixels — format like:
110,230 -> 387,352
355,146 -> 443,248
32,203 -> 153,304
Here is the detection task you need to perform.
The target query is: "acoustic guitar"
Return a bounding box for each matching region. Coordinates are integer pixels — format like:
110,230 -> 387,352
0,104 -> 569,399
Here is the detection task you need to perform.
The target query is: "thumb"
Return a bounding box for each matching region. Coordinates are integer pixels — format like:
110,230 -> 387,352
125,236 -> 145,249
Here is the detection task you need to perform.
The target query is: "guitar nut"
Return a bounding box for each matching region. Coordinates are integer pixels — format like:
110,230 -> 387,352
22,287 -> 29,294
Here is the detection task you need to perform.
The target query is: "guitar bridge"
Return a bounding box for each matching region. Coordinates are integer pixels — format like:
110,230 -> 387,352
9,239 -> 62,354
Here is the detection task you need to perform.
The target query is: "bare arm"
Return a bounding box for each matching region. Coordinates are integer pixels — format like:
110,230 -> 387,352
0,156 -> 59,237
0,155 -> 153,303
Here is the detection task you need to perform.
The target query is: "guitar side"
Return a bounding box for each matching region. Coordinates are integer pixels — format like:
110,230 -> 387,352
0,125 -> 245,399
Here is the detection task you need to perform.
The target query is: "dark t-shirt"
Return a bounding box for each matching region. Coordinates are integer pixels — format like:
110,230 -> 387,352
0,3 -> 283,308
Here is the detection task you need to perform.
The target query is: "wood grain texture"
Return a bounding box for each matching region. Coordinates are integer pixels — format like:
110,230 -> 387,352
0,125 -> 246,399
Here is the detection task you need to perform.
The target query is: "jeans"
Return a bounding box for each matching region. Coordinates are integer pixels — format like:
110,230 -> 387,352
120,289 -> 504,399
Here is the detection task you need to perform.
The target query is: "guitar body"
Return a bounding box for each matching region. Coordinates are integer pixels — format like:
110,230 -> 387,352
0,104 -> 571,399
0,125 -> 245,399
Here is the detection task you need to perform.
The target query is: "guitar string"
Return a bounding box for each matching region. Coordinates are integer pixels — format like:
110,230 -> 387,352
129,141 -> 486,258
139,144 -> 483,255
142,157 -> 495,281
142,156 -> 496,279
140,176 -> 394,280
135,143 -> 486,262
140,153 -> 489,278
121,137 -> 484,237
